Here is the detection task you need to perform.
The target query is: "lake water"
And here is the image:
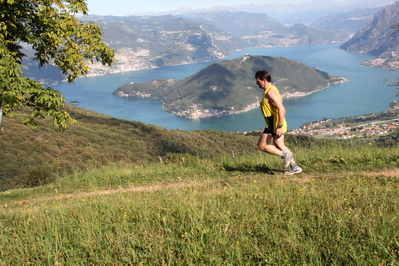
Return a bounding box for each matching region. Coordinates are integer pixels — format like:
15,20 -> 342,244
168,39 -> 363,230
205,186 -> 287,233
54,43 -> 398,132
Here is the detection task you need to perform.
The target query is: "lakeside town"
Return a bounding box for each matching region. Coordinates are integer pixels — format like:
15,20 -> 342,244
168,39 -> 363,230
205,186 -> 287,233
289,100 -> 399,139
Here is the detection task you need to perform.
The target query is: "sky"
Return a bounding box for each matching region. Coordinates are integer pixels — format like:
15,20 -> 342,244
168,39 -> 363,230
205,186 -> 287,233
85,0 -> 323,16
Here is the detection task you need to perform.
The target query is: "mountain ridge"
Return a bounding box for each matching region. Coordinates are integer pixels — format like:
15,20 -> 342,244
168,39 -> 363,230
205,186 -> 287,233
340,4 -> 399,70
24,12 -> 351,85
133,0 -> 390,26
310,7 -> 383,34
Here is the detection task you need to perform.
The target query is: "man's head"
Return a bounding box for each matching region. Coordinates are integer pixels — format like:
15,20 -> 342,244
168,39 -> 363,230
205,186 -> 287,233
255,70 -> 272,82
255,70 -> 272,88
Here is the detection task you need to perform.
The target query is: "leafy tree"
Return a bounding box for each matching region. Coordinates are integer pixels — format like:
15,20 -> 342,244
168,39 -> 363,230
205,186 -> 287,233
0,0 -> 115,130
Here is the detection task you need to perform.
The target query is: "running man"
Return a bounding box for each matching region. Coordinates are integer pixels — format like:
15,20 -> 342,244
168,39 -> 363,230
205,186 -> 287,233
255,70 -> 302,175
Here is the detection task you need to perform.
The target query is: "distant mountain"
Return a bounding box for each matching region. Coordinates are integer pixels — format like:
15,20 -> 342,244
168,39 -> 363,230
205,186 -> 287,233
310,7 -> 382,34
339,4 -> 399,70
183,12 -> 285,36
84,13 -> 349,76
23,13 -> 351,83
113,55 -> 346,119
184,12 -> 350,46
144,0 -> 391,26
78,15 -> 241,76
263,0 -> 390,26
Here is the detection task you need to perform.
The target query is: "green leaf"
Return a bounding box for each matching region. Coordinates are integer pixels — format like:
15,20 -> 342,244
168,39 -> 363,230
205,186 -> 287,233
0,0 -> 115,130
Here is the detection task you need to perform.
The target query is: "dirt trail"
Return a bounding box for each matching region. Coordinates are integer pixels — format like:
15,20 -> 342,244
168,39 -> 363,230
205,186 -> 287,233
42,169 -> 399,200
3,169 -> 399,207
60,182 -> 198,199
363,169 -> 399,177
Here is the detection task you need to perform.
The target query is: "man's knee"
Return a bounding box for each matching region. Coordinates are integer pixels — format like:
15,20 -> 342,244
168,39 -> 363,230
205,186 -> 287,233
257,143 -> 265,151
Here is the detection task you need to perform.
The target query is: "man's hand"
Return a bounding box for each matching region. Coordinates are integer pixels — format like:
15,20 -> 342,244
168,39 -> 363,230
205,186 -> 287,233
276,127 -> 283,137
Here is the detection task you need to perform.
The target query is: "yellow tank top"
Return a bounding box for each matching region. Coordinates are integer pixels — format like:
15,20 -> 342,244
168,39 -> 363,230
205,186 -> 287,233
260,85 -> 287,132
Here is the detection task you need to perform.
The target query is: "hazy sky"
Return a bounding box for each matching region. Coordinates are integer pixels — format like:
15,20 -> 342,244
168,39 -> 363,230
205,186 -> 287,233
85,0 -> 330,16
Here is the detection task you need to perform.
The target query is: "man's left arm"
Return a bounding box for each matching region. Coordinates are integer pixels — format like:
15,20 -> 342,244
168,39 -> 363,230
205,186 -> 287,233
267,90 -> 286,135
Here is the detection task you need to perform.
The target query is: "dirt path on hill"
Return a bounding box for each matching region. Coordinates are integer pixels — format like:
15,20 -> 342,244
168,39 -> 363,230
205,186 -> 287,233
363,169 -> 399,177
3,169 -> 399,207
42,169 -> 399,200
59,181 -> 203,199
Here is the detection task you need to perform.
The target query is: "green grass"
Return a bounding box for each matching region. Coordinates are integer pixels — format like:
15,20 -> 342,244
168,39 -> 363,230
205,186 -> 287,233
1,144 -> 399,265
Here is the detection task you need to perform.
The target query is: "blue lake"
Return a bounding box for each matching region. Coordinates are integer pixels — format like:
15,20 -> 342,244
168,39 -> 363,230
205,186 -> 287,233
54,43 -> 398,132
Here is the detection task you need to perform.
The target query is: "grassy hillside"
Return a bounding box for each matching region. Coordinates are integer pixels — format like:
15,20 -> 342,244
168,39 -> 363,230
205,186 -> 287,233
0,138 -> 398,264
0,104 -> 259,190
1,102 -> 398,191
1,103 -> 399,264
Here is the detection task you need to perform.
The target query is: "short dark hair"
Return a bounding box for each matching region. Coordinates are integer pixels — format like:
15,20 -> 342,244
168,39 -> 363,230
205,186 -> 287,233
255,70 -> 272,82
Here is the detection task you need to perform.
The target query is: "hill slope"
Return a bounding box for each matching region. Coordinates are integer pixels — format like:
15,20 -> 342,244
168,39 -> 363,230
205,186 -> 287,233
113,55 -> 346,118
310,7 -> 382,34
0,104 -> 259,190
1,98 -> 398,191
339,4 -> 399,70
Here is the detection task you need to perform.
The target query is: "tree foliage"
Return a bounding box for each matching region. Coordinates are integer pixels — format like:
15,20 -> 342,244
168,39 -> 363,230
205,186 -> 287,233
0,0 -> 115,130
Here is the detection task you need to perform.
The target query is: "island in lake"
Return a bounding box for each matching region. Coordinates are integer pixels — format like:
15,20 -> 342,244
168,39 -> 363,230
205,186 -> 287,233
113,55 -> 346,119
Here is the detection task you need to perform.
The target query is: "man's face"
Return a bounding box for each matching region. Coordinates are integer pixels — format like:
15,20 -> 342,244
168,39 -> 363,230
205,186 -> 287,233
256,78 -> 263,89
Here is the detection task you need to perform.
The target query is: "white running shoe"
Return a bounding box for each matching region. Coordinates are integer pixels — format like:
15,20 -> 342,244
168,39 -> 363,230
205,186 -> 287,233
284,166 -> 303,175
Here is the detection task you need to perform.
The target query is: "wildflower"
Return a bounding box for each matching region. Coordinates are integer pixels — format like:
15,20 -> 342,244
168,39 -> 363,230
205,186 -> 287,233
253,180 -> 257,183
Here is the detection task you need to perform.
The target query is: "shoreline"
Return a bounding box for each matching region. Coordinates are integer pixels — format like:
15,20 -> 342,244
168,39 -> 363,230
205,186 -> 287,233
115,77 -> 348,119
169,77 -> 348,119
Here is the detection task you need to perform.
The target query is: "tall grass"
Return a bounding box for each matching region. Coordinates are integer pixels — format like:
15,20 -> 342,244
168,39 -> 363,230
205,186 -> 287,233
1,143 -> 399,265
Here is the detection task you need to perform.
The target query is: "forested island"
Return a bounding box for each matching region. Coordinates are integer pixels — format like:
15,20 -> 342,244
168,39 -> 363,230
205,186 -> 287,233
113,55 -> 346,119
